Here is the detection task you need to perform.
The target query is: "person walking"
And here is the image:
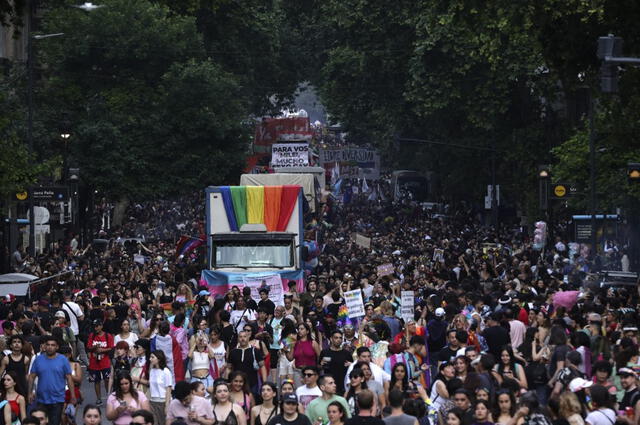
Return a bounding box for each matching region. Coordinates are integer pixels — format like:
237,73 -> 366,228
305,375 -> 351,425
27,336 -> 77,425
342,391 -> 383,425
267,394 -> 310,425
87,319 -> 114,405
383,389 -> 419,425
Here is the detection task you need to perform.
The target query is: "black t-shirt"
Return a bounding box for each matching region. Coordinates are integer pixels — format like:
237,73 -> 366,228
346,415 -> 386,425
258,299 -> 276,316
320,347 -> 351,394
267,414 -> 312,425
438,345 -> 459,364
482,325 -> 510,358
220,324 -> 235,347
620,387 -> 640,410
228,346 -> 264,388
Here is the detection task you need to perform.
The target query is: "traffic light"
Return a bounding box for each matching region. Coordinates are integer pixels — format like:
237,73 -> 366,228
628,163 -> 640,183
597,35 -> 623,93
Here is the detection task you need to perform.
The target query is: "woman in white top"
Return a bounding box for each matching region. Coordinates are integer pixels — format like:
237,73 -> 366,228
137,350 -> 173,425
430,362 -> 455,416
585,385 -> 616,425
114,319 -> 139,357
209,326 -> 227,380
189,333 -> 214,397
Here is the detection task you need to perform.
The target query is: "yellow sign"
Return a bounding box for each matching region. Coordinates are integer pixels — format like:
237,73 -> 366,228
554,185 -> 566,197
15,191 -> 28,201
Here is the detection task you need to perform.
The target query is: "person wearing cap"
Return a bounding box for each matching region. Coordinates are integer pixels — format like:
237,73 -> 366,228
618,368 -> 640,424
305,375 -> 350,425
87,319 -> 114,405
269,393 -> 311,425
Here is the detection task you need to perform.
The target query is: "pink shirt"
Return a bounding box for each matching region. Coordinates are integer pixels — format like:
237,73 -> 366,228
106,391 -> 148,425
293,339 -> 317,368
167,395 -> 214,425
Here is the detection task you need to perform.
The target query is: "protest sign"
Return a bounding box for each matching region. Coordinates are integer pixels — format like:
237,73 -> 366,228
377,263 -> 394,277
240,274 -> 285,306
319,146 -> 381,180
401,291 -> 415,322
271,143 -> 309,167
133,254 -> 145,264
344,289 -> 365,318
352,233 -> 371,249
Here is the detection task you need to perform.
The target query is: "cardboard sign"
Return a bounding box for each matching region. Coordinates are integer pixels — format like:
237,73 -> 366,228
377,263 -> 394,277
353,233 -> 371,249
240,274 -> 285,306
401,291 -> 414,322
344,289 -> 365,318
271,143 -> 309,167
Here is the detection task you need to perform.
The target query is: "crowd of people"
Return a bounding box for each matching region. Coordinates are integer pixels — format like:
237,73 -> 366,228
0,187 -> 639,425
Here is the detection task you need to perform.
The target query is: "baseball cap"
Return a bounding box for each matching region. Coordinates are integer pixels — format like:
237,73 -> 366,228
618,368 -> 638,377
282,393 -> 298,404
435,307 -> 445,317
92,319 -> 103,326
54,311 -> 66,319
569,377 -> 593,393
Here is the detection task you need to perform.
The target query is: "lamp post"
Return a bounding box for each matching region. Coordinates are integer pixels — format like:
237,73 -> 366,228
26,2 -> 102,257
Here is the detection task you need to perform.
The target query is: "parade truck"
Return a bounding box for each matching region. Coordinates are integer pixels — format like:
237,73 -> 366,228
199,185 -> 307,302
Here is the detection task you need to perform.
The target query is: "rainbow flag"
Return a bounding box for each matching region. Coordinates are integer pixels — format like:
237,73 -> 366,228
175,236 -> 204,258
219,185 -> 300,231
161,299 -> 196,316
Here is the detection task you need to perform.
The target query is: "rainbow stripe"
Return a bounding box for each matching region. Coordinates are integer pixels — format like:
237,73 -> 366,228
219,185 -> 300,231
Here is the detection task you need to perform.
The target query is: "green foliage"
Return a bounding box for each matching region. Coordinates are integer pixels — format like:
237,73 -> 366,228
30,0 -> 249,199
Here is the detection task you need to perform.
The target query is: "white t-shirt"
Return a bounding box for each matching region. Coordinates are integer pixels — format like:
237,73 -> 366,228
586,409 -> 615,425
62,301 -> 84,335
296,385 -> 322,411
149,367 -> 174,401
230,309 -> 256,331
115,333 -> 139,350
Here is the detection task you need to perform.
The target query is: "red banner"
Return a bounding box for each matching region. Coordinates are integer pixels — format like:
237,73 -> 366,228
254,117 -> 312,147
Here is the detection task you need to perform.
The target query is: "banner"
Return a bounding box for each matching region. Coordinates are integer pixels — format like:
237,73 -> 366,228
271,143 -> 309,168
401,291 -> 415,322
352,233 -> 371,249
344,289 -> 365,318
319,146 -> 381,180
377,263 -> 394,277
241,274 -> 285,306
254,117 -> 312,147
200,269 -> 304,297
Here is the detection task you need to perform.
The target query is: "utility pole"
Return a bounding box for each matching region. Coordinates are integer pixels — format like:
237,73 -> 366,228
27,0 -> 35,258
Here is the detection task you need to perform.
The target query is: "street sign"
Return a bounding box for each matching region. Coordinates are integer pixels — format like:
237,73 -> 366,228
22,186 -> 70,202
551,183 -> 578,199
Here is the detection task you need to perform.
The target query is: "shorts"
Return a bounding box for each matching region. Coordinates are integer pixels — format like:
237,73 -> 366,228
88,368 -> 111,383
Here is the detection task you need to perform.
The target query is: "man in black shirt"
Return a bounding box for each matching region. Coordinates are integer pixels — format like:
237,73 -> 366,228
345,390 -> 385,425
437,329 -> 460,365
257,288 -> 276,317
320,330 -> 352,395
481,312 -> 510,359
227,330 -> 267,395
451,389 -> 474,425
618,368 -> 640,424
268,394 -> 312,425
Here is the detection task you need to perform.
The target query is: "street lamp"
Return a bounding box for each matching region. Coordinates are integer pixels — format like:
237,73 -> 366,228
26,1 -> 102,257
60,133 -> 70,140
538,165 -> 550,211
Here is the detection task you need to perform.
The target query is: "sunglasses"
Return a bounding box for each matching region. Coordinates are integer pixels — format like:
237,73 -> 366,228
303,373 -> 316,377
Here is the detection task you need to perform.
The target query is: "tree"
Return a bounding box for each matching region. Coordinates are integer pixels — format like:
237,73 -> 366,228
32,0 -> 249,200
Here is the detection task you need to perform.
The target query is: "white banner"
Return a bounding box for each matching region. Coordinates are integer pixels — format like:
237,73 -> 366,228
271,143 -> 309,168
401,291 -> 414,322
240,274 -> 285,306
344,289 -> 365,318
